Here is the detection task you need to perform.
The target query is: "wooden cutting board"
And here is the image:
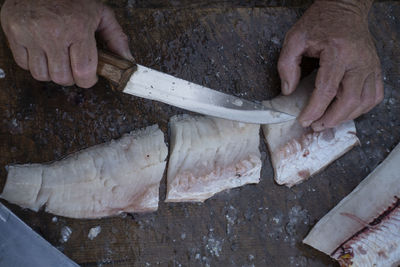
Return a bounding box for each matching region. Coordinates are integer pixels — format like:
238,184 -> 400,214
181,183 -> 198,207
0,1 -> 399,266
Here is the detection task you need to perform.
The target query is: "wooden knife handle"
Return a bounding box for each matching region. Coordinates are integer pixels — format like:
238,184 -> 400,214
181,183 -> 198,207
97,50 -> 137,92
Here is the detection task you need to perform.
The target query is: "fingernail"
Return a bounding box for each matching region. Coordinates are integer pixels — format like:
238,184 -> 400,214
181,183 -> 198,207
300,120 -> 313,127
125,51 -> 134,61
282,81 -> 289,94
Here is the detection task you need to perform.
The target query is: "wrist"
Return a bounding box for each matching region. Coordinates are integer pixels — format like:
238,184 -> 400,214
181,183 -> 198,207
314,0 -> 373,18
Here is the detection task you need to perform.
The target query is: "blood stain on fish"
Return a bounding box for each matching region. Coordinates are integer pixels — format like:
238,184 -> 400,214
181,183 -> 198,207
298,170 -> 310,179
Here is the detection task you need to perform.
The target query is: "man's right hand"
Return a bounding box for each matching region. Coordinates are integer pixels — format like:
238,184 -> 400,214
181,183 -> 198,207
1,0 -> 133,88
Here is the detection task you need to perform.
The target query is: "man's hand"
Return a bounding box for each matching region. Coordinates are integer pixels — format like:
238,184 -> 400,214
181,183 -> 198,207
1,0 -> 133,88
278,0 -> 383,131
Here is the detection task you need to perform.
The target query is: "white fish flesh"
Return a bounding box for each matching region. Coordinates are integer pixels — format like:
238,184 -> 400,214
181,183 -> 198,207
303,142 -> 400,267
262,73 -> 359,187
1,125 -> 168,219
166,115 -> 261,202
264,120 -> 358,187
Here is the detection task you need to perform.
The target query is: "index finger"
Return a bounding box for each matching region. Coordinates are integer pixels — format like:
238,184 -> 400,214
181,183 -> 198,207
298,49 -> 345,127
8,38 -> 28,70
277,30 -> 307,95
311,71 -> 365,131
97,6 -> 133,61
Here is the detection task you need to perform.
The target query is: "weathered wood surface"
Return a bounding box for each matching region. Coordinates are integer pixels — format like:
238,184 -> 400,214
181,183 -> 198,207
0,1 -> 399,266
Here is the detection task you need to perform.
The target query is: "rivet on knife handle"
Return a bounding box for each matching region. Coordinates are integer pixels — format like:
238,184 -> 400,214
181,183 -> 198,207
97,50 -> 137,92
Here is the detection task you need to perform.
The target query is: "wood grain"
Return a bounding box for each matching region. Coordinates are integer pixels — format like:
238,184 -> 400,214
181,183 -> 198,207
0,1 -> 399,266
97,50 -> 137,92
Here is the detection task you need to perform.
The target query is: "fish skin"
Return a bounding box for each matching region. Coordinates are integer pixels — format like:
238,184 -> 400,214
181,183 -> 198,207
1,125 -> 168,219
303,142 -> 400,266
262,73 -> 359,187
166,115 -> 261,202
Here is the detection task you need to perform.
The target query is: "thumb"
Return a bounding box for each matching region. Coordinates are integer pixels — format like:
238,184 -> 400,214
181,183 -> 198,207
97,6 -> 134,61
277,30 -> 306,95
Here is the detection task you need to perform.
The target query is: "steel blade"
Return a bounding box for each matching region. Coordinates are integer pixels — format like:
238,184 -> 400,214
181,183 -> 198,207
123,65 -> 295,124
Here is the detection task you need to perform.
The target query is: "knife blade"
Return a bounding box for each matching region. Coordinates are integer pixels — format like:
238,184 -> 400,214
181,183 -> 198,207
0,203 -> 79,267
97,51 -> 295,124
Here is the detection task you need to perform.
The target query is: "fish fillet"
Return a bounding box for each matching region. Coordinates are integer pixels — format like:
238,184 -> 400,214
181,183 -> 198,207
166,115 -> 261,202
1,125 -> 168,219
303,142 -> 400,267
262,73 -> 359,187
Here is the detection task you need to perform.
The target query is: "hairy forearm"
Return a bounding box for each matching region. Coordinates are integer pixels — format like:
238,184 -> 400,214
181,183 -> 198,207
315,0 -> 373,17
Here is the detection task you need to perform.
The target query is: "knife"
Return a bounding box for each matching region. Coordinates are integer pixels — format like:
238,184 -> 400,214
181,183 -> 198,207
0,203 -> 79,267
97,51 -> 295,124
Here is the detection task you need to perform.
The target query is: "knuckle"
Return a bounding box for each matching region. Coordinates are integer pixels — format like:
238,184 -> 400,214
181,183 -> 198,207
48,27 -> 64,39
285,28 -> 302,42
277,60 -> 287,73
77,79 -> 97,89
7,22 -> 22,34
52,74 -> 74,86
15,59 -> 28,70
376,76 -> 384,89
36,21 -> 65,40
362,98 -> 375,110
109,31 -> 129,43
72,64 -> 96,80
375,90 -> 384,104
375,72 -> 383,83
318,87 -> 337,100
31,70 -> 49,81
303,109 -> 324,122
69,22 -> 89,36
327,37 -> 349,49
103,6 -> 116,17
326,38 -> 370,61
119,33 -> 129,43
17,63 -> 29,70
345,96 -> 361,108
315,118 -> 338,130
376,83 -> 384,95
327,37 -> 341,47
69,16 -> 84,27
323,121 -> 338,129
25,18 -> 61,40
372,55 -> 381,65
